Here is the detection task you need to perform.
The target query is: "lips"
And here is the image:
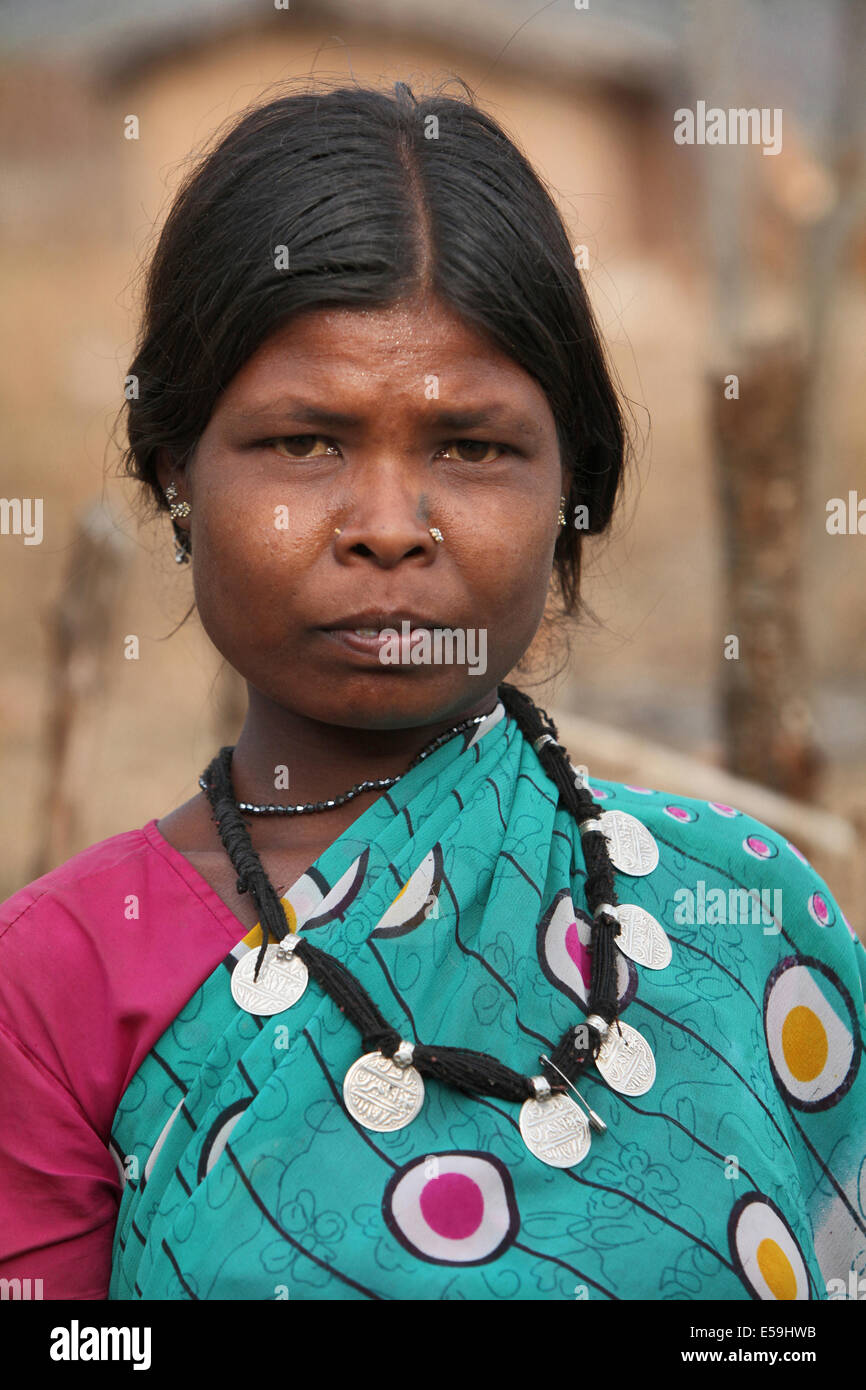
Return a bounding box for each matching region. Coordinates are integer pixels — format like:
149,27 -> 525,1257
320,628 -> 431,659
320,611 -> 444,632
318,612 -> 445,662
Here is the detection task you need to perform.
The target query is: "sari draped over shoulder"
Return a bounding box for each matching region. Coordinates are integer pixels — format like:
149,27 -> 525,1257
109,701 -> 866,1300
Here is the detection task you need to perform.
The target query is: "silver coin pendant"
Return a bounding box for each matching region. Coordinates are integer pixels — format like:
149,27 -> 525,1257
595,1020 -> 656,1096
615,904 -> 672,970
519,1092 -> 591,1168
230,940 -> 309,1016
343,1051 -> 425,1132
596,810 -> 659,876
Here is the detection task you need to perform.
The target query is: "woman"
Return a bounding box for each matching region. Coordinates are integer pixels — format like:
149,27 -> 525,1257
1,80 -> 863,1303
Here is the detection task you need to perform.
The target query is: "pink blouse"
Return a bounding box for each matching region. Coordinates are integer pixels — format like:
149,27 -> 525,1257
0,819 -> 254,1299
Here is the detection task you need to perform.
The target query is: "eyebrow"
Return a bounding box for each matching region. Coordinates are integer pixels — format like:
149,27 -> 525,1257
230,398 -> 543,441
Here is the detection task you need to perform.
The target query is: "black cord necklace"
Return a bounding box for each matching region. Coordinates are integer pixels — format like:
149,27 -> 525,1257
199,682 -> 665,1169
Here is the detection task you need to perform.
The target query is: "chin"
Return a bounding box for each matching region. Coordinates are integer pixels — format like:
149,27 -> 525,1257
295,680 -> 489,730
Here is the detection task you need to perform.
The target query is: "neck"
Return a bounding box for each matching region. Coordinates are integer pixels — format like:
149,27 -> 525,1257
229,685 -> 501,813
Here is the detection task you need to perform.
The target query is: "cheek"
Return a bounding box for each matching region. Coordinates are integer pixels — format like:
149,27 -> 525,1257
190,492 -> 302,645
468,515 -> 555,616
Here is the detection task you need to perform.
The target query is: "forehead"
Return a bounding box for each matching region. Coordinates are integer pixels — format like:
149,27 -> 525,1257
216,296 -> 553,419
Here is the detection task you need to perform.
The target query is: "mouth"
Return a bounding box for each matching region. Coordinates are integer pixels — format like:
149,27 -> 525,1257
319,611 -> 444,634
330,625 -> 432,640
318,613 -> 443,661
319,627 -> 433,660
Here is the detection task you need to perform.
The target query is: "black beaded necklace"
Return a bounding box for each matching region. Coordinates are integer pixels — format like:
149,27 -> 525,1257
197,712 -> 488,814
199,682 -> 626,1154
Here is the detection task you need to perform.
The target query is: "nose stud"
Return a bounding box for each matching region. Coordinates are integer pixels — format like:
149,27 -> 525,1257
333,525 -> 444,544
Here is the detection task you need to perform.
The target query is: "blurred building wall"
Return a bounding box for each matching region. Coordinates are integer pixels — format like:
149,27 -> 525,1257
0,2 -> 863,897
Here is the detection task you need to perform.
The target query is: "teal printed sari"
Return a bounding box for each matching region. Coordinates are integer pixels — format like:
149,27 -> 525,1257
109,702 -> 866,1300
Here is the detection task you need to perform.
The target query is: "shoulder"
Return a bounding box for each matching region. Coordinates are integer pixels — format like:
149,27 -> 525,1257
572,766 -> 834,889
0,815 -> 240,994
580,773 -> 807,867
0,824 -> 157,938
0,820 -> 171,1039
575,769 -> 865,994
0,819 -> 241,1132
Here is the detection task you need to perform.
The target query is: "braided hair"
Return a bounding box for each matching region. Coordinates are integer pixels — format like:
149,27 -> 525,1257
201,680 -> 622,1103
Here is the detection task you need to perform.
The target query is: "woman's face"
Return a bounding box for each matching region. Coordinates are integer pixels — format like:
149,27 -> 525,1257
164,294 -> 567,730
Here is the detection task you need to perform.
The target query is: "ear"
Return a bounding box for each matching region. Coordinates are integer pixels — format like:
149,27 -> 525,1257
154,448 -> 173,498
155,448 -> 188,501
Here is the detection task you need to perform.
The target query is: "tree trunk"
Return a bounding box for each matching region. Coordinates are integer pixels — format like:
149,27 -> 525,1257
710,339 -> 822,798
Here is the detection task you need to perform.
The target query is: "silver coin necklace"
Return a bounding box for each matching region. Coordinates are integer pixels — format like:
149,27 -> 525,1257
209,723 -> 668,1169
516,809 -> 667,1161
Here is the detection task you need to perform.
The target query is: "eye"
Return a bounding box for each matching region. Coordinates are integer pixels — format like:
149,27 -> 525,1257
269,435 -> 340,459
437,439 -> 505,464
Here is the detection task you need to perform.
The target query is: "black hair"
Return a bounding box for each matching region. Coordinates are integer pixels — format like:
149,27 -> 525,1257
120,75 -> 630,617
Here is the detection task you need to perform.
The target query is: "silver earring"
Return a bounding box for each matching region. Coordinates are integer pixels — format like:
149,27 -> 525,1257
165,483 -> 191,563
165,482 -> 191,520
172,529 -> 191,565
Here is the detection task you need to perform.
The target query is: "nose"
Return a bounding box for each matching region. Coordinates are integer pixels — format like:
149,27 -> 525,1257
333,487 -> 440,568
334,522 -> 438,567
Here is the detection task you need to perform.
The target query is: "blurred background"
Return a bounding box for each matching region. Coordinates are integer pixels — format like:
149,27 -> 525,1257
1,0 -> 864,920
